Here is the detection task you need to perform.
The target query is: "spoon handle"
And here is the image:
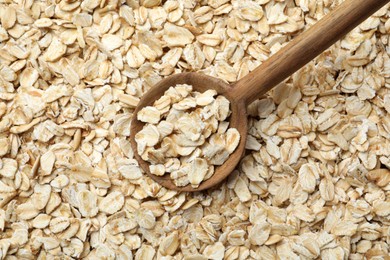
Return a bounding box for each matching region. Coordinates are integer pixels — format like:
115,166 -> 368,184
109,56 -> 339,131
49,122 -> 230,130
232,0 -> 389,104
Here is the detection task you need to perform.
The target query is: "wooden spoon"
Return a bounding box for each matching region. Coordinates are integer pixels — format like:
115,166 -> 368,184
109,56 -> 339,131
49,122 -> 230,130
130,0 -> 389,192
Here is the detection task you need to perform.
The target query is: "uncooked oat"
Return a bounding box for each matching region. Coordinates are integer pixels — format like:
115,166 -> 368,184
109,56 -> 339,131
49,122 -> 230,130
0,0 -> 389,259
135,84 -> 240,188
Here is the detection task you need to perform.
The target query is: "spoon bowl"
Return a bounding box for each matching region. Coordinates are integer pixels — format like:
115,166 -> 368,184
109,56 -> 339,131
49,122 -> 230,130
129,0 -> 389,192
130,72 -> 247,192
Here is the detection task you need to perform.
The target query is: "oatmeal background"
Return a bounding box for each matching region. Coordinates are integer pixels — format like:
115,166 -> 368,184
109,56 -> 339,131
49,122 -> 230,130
0,0 -> 390,259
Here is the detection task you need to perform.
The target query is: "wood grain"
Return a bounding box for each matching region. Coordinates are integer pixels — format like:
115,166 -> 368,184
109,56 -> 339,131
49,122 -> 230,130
232,0 -> 390,104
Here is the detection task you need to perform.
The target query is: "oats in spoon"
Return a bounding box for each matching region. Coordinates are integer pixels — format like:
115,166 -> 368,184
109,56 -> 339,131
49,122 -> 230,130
135,84 -> 240,188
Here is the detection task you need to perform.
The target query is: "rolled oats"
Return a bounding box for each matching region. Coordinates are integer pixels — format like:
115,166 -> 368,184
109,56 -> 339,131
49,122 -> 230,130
77,190 -> 98,218
135,84 -> 240,187
98,191 -> 124,215
0,0 -> 388,258
203,242 -> 225,260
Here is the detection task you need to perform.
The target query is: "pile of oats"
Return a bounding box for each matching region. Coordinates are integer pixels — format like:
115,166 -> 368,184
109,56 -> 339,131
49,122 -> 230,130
135,84 -> 240,188
1,0 -> 390,259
